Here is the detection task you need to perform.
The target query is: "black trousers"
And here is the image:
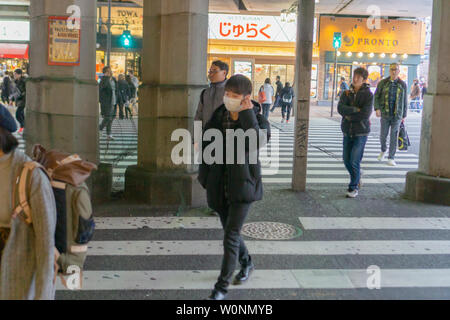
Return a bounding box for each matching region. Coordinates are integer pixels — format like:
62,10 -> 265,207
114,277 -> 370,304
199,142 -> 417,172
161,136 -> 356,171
214,202 -> 252,294
16,105 -> 25,128
99,115 -> 113,135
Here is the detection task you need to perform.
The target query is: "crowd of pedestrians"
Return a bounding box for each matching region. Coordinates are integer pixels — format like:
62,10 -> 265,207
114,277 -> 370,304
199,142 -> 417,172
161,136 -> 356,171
98,67 -> 140,140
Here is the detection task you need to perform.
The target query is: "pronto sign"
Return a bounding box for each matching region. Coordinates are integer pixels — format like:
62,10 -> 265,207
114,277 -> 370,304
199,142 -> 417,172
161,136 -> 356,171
320,16 -> 426,55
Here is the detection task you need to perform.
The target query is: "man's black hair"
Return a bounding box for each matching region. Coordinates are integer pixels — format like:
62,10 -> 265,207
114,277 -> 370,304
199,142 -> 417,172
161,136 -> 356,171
341,77 -> 346,81
353,67 -> 369,81
14,69 -> 23,76
0,127 -> 19,154
276,75 -> 281,80
265,78 -> 271,84
103,66 -> 111,74
212,60 -> 229,77
225,74 -> 252,96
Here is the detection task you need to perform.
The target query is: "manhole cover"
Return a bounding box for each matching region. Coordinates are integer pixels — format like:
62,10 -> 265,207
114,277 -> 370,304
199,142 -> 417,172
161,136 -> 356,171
241,222 -> 302,240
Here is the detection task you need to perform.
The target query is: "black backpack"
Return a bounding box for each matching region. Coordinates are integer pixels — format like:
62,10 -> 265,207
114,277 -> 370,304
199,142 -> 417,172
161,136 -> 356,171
282,89 -> 293,104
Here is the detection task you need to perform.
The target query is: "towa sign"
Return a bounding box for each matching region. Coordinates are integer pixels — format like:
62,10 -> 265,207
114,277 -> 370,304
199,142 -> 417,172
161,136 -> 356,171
320,16 -> 426,54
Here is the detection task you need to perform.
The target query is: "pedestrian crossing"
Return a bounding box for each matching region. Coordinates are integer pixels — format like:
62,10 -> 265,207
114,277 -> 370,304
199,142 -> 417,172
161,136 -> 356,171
55,215 -> 450,298
15,116 -> 419,191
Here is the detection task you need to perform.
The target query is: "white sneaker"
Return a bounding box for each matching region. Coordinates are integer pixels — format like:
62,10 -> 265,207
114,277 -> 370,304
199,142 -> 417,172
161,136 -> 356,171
346,190 -> 359,198
281,118 -> 285,123
107,135 -> 115,141
377,152 -> 386,162
387,159 -> 397,166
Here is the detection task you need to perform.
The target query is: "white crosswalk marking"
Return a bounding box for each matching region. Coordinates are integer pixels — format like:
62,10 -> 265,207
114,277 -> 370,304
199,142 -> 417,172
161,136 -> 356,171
299,217 -> 450,230
56,269 -> 450,291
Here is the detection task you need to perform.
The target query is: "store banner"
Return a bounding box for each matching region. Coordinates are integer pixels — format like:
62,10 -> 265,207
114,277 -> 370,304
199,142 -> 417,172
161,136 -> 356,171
319,16 -> 426,55
209,14 -> 317,43
99,7 -> 143,37
0,20 -> 30,42
48,17 -> 81,66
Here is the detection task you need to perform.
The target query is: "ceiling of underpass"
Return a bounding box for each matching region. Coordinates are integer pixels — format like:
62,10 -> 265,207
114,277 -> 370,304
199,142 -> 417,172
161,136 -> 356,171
0,0 -> 433,18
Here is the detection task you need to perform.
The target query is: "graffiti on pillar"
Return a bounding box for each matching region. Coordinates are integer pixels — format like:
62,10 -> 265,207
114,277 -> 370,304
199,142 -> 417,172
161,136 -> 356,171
295,120 -> 309,157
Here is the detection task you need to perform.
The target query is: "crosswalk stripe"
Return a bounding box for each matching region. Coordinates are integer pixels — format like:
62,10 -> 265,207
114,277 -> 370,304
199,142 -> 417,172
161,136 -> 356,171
299,217 -> 450,230
95,217 -> 222,230
55,269 -> 450,291
264,170 -> 409,175
86,240 -> 450,256
263,177 -> 407,183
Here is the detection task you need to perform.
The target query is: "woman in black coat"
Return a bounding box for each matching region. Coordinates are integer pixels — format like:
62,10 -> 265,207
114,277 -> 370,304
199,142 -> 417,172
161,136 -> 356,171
117,74 -> 130,120
198,75 -> 271,300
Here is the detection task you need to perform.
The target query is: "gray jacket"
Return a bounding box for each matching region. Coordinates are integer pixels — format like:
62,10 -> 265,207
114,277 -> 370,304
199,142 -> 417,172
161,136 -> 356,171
0,150 -> 57,300
194,80 -> 227,126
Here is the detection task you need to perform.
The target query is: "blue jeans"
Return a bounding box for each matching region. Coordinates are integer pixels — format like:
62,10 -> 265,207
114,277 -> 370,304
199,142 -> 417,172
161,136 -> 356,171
380,117 -> 402,160
270,96 -> 280,112
343,135 -> 368,191
262,103 -> 271,119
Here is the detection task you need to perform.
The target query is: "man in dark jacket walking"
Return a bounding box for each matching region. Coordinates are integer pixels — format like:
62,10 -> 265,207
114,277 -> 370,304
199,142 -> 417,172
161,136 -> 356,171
280,82 -> 295,123
374,63 -> 408,166
99,66 -> 117,140
198,75 -> 270,300
10,69 -> 26,132
116,74 -> 130,120
338,67 -> 373,198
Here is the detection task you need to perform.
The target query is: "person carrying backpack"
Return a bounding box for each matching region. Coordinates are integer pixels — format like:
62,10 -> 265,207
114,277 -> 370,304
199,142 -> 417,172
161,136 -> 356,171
280,82 -> 294,123
0,104 -> 57,300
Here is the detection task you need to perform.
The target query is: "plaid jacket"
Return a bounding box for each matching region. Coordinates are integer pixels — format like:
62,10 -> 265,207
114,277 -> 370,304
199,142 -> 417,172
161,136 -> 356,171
374,77 -> 408,120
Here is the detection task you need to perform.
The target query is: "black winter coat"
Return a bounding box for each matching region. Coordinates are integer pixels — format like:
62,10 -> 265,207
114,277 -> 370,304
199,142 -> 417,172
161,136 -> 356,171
198,102 -> 271,211
337,83 -> 373,136
99,76 -> 117,116
117,79 -> 130,105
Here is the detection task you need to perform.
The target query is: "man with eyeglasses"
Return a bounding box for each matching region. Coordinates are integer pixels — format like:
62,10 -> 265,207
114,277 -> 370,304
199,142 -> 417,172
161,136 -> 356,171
195,60 -> 229,126
374,63 -> 408,166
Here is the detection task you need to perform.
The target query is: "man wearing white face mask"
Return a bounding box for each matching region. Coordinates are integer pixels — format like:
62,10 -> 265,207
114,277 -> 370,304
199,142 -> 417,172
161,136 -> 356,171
198,75 -> 271,300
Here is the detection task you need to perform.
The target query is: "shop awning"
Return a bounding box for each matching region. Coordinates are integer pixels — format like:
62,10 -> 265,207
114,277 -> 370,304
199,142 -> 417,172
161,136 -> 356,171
0,43 -> 29,59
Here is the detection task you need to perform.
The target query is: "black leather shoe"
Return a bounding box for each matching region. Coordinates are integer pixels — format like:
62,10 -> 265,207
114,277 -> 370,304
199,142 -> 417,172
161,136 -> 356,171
207,290 -> 227,300
233,263 -> 255,285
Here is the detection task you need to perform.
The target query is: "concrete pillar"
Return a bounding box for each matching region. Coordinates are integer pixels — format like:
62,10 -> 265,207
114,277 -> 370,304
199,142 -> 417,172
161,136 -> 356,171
405,0 -> 450,206
125,0 -> 208,207
292,0 -> 315,191
27,0 -> 111,201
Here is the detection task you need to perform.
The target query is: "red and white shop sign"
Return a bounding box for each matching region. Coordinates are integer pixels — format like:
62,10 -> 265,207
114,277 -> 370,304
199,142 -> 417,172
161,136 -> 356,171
209,14 -> 298,42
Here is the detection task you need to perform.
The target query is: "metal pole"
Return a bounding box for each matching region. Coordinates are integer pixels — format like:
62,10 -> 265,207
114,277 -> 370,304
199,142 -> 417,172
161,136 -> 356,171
330,47 -> 337,117
106,0 -> 112,67
292,0 -> 315,192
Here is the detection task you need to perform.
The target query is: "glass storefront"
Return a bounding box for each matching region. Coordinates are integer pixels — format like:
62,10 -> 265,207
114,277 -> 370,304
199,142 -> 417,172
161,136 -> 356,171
324,62 -> 410,99
254,64 -> 294,97
96,50 -> 141,81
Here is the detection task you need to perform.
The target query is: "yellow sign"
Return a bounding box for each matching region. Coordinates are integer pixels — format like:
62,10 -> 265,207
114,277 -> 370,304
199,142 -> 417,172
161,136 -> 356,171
99,7 -> 143,37
319,16 -> 426,55
48,17 -> 80,66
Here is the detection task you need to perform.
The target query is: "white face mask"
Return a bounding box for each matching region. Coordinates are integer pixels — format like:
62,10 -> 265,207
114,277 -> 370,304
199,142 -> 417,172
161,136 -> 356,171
223,96 -> 243,112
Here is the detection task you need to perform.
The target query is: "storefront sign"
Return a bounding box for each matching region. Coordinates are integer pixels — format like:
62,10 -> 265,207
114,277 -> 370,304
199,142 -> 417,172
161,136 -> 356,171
48,17 -> 81,66
99,7 -> 143,37
320,16 -> 426,54
0,20 -> 30,42
209,14 -> 317,43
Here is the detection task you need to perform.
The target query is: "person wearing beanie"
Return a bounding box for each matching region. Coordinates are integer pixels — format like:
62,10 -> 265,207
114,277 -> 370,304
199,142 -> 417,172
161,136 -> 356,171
0,103 -> 57,300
